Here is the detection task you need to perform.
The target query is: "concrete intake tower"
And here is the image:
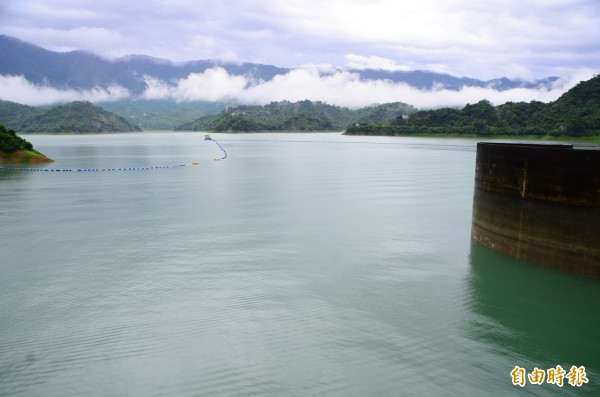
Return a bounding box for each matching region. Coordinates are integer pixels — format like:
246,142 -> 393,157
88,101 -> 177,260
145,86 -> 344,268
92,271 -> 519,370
471,142 -> 600,278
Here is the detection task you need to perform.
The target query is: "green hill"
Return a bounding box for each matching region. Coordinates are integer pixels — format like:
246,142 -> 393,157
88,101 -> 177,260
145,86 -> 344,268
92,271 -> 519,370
543,74 -> 600,135
0,99 -> 45,130
98,99 -> 226,130
353,102 -> 420,123
16,101 -> 142,133
345,75 -> 600,137
176,100 -> 416,132
0,123 -> 52,163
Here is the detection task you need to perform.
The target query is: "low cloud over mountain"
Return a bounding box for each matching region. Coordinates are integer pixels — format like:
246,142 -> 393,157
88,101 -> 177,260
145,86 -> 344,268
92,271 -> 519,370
1,35 -> 595,108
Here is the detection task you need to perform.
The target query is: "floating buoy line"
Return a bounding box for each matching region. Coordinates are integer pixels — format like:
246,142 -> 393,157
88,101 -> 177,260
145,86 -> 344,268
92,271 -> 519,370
205,134 -> 227,160
0,135 -> 476,173
1,135 -> 227,173
0,164 -> 188,173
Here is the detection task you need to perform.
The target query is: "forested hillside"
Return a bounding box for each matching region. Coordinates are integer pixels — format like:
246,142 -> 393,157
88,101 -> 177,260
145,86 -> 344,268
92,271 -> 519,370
0,101 -> 142,133
98,99 -> 227,130
176,100 -> 417,131
346,75 -> 600,137
0,100 -> 45,130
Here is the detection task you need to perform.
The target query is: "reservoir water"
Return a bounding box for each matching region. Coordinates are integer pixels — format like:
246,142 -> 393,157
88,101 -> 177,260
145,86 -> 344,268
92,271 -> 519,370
1,133 -> 598,396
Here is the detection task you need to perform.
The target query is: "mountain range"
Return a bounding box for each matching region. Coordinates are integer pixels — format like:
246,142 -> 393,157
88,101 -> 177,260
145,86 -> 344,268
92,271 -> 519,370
0,35 -> 559,96
0,98 -> 414,133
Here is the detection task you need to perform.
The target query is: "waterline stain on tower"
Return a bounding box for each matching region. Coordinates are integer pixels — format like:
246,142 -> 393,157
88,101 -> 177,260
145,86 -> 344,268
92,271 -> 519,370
471,142 -> 600,279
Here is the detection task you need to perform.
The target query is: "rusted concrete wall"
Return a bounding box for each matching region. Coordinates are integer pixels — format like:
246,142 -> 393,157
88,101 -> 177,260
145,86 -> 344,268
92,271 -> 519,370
471,142 -> 600,278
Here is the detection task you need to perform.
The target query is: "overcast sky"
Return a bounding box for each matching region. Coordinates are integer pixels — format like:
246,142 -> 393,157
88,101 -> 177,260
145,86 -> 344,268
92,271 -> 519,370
2,0 -> 599,80
1,0 -> 599,107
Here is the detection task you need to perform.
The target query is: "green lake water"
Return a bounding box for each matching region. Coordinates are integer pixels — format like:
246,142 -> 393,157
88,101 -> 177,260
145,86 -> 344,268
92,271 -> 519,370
1,133 -> 598,396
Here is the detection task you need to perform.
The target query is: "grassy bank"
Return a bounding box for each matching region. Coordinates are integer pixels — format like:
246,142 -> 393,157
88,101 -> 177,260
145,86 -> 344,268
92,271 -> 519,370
0,149 -> 53,164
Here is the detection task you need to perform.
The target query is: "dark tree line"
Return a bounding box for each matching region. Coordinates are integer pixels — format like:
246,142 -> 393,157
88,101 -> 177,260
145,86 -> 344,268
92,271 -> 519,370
0,124 -> 34,152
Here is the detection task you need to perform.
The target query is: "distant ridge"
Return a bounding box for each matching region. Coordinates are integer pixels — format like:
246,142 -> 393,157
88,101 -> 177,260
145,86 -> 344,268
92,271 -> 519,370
0,35 -> 288,95
0,35 -> 560,97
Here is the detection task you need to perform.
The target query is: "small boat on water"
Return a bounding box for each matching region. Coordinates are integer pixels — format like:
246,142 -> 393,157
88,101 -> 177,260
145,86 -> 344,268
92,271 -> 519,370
204,134 -> 212,140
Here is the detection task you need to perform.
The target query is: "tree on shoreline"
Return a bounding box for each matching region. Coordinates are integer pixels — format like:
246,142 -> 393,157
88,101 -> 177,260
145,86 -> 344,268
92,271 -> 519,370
0,124 -> 35,152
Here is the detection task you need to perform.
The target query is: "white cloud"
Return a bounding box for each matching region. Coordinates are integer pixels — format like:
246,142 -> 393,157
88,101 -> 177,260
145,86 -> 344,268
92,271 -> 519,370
139,66 -> 595,109
2,66 -> 596,110
276,0 -> 600,78
344,54 -> 412,71
0,75 -> 129,105
142,68 -> 247,101
141,77 -> 173,100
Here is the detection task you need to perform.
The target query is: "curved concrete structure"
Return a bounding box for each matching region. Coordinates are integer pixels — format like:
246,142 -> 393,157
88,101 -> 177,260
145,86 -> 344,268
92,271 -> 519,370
471,142 -> 600,278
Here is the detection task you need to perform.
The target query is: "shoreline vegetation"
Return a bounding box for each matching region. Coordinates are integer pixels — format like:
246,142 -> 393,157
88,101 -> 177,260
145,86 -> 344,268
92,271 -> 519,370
0,124 -> 52,164
345,75 -> 600,138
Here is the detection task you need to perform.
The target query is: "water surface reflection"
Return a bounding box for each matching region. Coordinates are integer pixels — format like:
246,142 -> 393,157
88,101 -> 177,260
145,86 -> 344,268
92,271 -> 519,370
467,241 -> 600,395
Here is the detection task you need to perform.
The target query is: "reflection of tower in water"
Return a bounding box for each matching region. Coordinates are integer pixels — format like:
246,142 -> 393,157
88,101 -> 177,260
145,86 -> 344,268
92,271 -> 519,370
471,142 -> 600,278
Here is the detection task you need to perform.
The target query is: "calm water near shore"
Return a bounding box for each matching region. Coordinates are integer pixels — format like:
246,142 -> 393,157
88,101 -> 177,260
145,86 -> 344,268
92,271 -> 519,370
1,133 -> 598,396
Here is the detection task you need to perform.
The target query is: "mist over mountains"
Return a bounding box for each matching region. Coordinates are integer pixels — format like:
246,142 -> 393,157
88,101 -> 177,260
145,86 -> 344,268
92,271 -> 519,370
0,35 -> 286,95
0,35 -> 580,108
